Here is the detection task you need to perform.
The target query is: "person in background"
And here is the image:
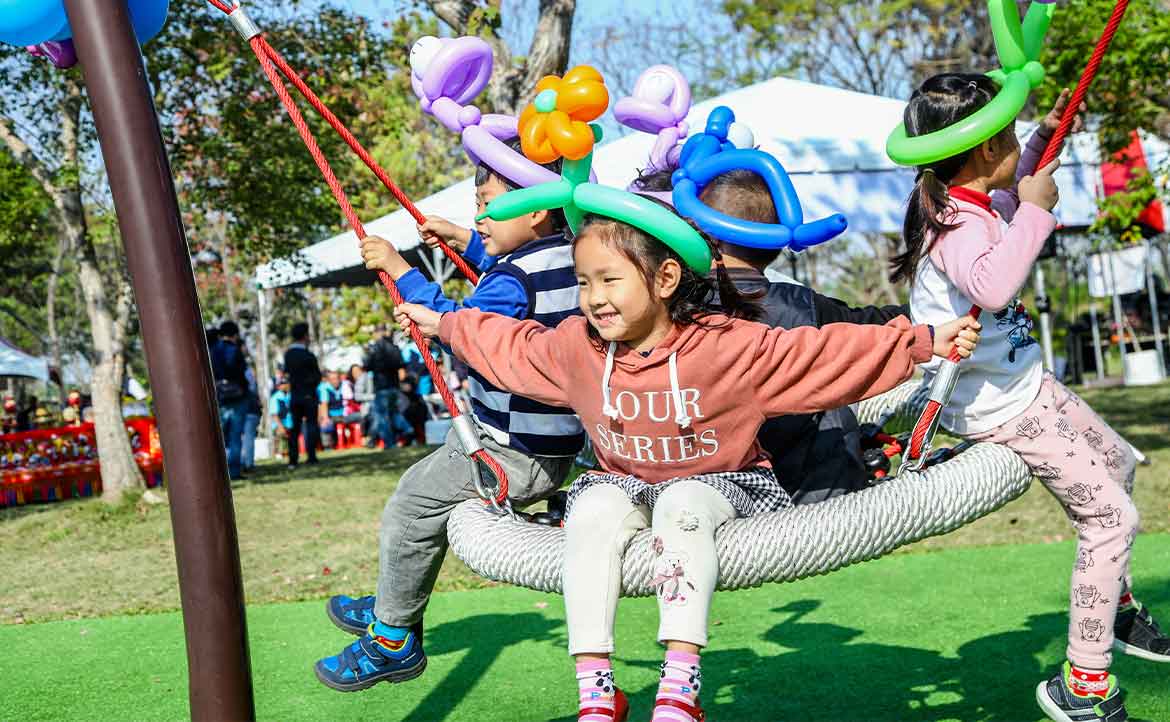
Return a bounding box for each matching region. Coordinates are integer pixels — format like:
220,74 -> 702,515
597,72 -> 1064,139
352,363 -> 378,447
283,322 -> 322,469
241,366 -> 262,473
210,321 -> 250,480
318,370 -> 345,448
363,324 -> 408,449
268,374 -> 294,461
15,395 -> 38,432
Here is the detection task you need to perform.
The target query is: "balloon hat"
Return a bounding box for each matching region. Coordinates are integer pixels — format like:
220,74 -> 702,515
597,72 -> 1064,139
886,0 -> 1056,166
613,65 -> 692,173
478,68 -> 712,274
410,35 -> 598,188
671,106 -> 848,251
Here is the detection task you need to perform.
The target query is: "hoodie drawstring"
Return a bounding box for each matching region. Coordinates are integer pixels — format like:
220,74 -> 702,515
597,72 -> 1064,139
601,342 -> 620,420
668,351 -> 692,428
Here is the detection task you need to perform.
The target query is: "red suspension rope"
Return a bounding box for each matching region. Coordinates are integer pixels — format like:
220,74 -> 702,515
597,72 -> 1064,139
207,0 -> 508,504
905,0 -> 1131,465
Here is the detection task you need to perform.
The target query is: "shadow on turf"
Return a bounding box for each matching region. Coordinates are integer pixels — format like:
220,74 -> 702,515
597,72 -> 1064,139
243,446 -> 431,486
394,611 -> 564,722
543,590 -> 1169,722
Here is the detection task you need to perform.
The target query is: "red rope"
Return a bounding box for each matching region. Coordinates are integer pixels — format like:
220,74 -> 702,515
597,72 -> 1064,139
906,0 -> 1130,464
207,1 -> 507,503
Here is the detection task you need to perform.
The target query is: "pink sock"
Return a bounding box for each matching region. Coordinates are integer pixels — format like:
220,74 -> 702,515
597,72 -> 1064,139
577,659 -> 616,721
653,650 -> 702,721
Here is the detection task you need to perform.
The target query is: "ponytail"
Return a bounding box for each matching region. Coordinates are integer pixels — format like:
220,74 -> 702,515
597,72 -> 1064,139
890,72 -> 1013,285
890,166 -> 963,284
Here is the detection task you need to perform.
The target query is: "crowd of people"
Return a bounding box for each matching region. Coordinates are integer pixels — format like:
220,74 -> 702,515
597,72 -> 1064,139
217,320 -> 469,474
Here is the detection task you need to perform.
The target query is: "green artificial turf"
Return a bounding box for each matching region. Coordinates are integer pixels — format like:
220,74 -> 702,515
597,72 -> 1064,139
3,535 -> 1168,722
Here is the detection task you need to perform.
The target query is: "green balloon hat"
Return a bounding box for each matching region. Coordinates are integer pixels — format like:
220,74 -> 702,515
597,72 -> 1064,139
886,0 -> 1055,166
476,69 -> 712,274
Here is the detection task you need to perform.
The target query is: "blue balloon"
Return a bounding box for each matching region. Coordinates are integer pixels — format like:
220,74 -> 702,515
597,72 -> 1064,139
0,0 -> 169,48
0,0 -> 69,47
670,106 -> 848,252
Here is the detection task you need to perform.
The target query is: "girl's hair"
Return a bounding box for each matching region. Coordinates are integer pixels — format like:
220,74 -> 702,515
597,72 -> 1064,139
890,73 -> 1016,285
572,198 -> 763,348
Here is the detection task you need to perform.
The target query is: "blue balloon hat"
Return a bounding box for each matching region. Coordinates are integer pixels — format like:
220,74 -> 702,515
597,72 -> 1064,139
0,0 -> 169,48
670,106 -> 848,252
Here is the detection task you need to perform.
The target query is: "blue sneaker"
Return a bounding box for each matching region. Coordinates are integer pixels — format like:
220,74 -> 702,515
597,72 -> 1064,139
326,595 -> 376,636
314,626 -> 427,692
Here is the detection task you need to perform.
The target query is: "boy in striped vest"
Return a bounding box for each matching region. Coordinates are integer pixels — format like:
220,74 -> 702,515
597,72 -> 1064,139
314,142 -> 585,692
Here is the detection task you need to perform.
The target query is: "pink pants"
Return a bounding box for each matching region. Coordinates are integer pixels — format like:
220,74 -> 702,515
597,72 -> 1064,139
970,374 -> 1138,670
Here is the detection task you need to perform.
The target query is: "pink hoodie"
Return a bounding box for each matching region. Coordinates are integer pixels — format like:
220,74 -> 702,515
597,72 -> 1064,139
439,311 -> 933,483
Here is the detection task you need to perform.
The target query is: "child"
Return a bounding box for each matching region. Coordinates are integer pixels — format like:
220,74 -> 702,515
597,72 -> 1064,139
633,166 -> 907,503
313,141 -> 585,691
396,199 -> 979,720
317,370 -> 344,448
894,76 -> 1169,722
268,375 -> 293,461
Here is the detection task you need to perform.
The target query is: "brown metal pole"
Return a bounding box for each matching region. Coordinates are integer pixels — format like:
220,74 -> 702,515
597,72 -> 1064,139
62,1 -> 256,719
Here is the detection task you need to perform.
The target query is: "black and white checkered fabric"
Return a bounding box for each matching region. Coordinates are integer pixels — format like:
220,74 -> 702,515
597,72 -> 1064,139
565,466 -> 792,519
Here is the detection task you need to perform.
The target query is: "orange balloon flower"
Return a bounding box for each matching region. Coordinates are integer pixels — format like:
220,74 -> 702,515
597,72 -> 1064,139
517,65 -> 609,163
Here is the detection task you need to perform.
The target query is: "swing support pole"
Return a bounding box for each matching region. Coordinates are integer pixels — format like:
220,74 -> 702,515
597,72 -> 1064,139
63,0 -> 256,718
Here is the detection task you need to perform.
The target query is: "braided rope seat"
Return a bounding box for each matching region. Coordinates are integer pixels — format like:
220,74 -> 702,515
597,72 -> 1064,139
447,380 -> 1033,596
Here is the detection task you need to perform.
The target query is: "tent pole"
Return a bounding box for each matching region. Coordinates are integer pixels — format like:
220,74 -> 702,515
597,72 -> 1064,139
63,0 -> 255,718
1034,262 -> 1055,372
257,286 -> 272,449
1145,239 -> 1166,375
1106,250 -> 1129,377
1088,303 -> 1106,381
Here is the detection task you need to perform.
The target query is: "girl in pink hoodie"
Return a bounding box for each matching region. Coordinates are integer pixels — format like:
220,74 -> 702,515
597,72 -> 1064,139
893,75 -> 1169,722
398,201 -> 979,721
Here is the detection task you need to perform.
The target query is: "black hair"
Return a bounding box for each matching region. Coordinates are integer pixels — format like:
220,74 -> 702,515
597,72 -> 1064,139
571,197 -> 762,349
219,320 -> 240,338
290,322 -> 309,341
475,137 -> 568,233
627,167 -> 675,193
890,73 -> 1016,285
698,169 -> 783,268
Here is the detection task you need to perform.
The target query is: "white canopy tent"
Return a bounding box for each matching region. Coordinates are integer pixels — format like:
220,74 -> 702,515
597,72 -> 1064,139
255,75 -> 1167,291
0,337 -> 49,382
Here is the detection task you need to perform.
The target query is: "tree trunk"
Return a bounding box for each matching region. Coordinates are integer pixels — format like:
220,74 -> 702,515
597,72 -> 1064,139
46,235 -> 68,382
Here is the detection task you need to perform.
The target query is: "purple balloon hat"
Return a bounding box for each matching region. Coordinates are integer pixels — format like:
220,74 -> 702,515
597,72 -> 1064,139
613,65 -> 692,174
410,35 -> 595,188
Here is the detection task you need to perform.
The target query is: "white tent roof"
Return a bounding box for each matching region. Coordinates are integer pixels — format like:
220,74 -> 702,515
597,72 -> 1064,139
0,337 -> 49,382
256,75 -> 1170,289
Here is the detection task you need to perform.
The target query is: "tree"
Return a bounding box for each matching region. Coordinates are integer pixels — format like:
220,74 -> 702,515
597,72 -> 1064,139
0,57 -> 145,502
721,0 -> 996,98
1037,0 -> 1170,155
425,0 -> 577,115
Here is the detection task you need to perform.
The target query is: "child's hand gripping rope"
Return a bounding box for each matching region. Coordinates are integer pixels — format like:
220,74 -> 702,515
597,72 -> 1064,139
933,316 -> 982,359
417,217 -> 473,253
395,303 -> 444,339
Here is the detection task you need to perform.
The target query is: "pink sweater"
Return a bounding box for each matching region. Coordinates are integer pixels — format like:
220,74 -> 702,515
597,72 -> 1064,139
439,311 -> 933,482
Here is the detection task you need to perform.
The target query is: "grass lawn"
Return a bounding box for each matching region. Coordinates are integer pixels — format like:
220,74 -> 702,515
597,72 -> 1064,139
2,536 -> 1169,722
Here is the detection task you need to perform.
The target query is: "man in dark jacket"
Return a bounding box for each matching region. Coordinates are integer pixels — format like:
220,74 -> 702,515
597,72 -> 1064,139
210,320 -> 251,480
362,324 -> 406,448
282,322 -> 322,468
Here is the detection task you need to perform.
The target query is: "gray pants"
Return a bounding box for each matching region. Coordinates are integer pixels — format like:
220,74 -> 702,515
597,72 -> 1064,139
374,425 -> 573,626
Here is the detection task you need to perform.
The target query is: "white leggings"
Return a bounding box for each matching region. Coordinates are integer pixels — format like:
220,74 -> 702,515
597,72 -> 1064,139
563,480 -> 736,655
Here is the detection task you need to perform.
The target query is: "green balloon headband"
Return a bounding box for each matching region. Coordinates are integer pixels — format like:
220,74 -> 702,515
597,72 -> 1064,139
477,125 -> 713,274
886,0 -> 1055,166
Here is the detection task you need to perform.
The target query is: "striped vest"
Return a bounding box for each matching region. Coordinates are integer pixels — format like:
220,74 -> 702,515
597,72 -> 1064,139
467,235 -> 585,456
